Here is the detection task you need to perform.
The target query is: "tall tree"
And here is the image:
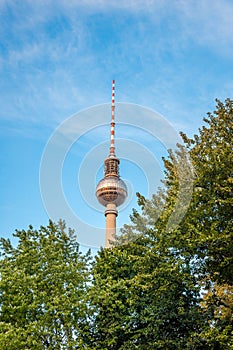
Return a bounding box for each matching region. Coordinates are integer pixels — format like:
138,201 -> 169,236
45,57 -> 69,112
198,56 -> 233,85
0,220 -> 91,349
89,99 -> 233,349
89,237 -> 203,349
180,98 -> 233,285
179,98 -> 233,348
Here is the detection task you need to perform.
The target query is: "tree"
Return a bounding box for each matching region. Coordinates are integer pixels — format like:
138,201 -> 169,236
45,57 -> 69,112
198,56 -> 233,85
180,98 -> 233,285
0,220 -> 91,349
179,98 -> 233,348
89,238 -> 203,350
89,99 -> 233,349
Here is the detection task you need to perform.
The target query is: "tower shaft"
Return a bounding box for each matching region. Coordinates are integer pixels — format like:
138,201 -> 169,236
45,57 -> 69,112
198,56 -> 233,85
105,203 -> 118,248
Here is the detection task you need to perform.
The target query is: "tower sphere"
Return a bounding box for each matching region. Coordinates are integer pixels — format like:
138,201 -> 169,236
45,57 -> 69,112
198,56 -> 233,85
96,176 -> 127,207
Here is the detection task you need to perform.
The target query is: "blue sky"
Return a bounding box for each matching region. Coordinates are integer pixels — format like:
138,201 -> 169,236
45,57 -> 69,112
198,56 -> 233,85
1,0 -> 233,250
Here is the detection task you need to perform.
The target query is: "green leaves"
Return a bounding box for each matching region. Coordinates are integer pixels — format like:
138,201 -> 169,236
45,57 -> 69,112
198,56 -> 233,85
181,99 -> 233,285
89,99 -> 233,349
0,220 -> 91,349
0,99 -> 232,349
88,239 -> 202,349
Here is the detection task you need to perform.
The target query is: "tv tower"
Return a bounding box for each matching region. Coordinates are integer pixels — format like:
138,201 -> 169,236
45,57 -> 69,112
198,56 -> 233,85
96,80 -> 127,247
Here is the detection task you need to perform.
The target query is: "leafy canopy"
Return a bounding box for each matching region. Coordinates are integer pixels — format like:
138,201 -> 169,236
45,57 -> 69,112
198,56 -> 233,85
0,220 -> 91,349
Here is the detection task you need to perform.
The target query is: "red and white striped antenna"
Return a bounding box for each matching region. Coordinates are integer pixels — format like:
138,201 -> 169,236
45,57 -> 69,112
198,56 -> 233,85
110,79 -> 115,156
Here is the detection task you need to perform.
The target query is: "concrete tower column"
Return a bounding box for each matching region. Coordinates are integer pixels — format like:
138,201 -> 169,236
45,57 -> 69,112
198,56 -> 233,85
105,203 -> 118,248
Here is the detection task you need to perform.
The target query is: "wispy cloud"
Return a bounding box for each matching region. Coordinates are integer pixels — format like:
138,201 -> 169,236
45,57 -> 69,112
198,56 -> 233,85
174,0 -> 233,56
0,0 -> 232,136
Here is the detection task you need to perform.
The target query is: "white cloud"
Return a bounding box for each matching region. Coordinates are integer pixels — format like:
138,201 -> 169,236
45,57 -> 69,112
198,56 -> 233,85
0,0 -> 232,135
57,0 -> 166,13
174,0 -> 233,56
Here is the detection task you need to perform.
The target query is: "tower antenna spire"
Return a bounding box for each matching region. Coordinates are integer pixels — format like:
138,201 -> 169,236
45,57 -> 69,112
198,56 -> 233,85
110,79 -> 115,156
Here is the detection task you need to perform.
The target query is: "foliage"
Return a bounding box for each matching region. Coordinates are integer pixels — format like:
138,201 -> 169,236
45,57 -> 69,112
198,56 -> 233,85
180,98 -> 233,285
0,99 -> 232,349
89,240 -> 203,350
178,99 -> 233,348
0,220 -> 91,349
89,99 -> 233,349
200,282 -> 233,349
